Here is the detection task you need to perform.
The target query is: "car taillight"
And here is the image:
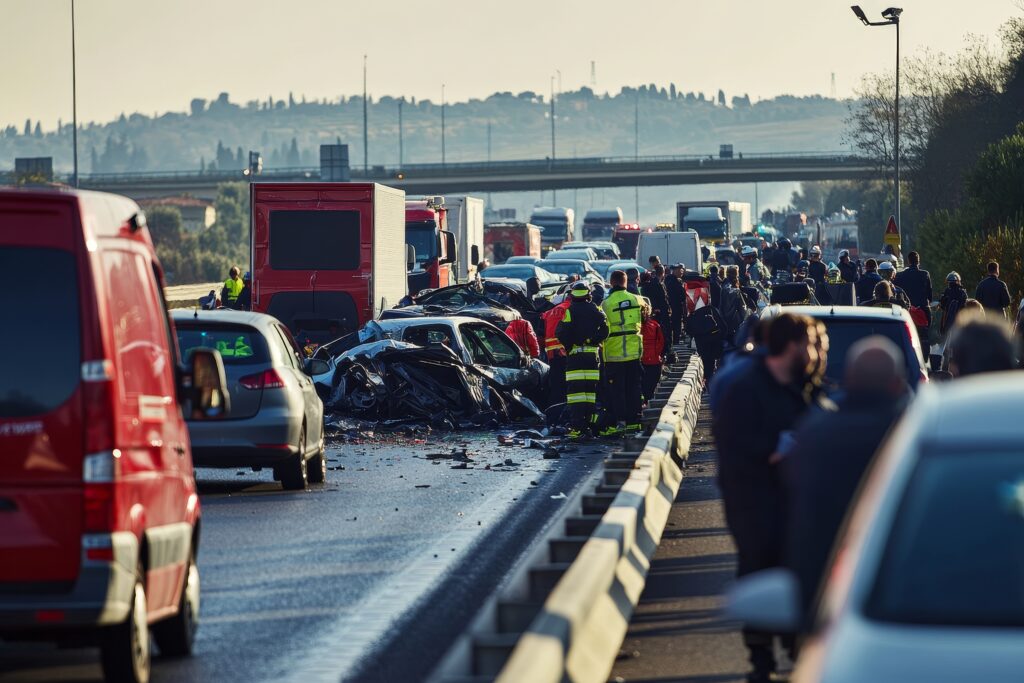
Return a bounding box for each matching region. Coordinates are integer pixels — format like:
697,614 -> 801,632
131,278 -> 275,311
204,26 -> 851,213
83,450 -> 117,533
239,368 -> 286,390
82,360 -> 115,454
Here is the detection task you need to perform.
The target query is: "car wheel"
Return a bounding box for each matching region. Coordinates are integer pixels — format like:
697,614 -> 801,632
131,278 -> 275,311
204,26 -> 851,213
279,426 -> 308,491
100,563 -> 151,683
307,424 -> 327,484
152,551 -> 200,657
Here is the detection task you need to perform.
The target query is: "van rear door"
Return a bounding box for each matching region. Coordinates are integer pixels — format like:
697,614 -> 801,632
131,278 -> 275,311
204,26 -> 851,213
0,196 -> 85,583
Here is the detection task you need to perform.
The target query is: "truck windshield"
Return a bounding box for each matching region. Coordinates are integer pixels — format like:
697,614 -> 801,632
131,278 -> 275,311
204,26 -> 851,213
532,220 -> 567,241
406,222 -> 438,267
686,221 -> 728,240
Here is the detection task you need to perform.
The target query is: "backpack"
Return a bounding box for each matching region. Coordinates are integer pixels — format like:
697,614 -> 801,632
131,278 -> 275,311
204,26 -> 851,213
720,287 -> 746,335
941,294 -> 964,335
686,306 -> 719,337
908,305 -> 928,327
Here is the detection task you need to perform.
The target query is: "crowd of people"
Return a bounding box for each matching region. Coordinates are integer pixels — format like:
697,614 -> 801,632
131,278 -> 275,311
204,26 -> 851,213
705,256 -> 1022,681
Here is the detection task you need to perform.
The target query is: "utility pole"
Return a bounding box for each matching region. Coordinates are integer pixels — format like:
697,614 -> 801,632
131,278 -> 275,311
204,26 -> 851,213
486,120 -> 491,163
634,94 -> 639,223
550,75 -> 557,205
362,54 -> 368,174
398,99 -> 404,167
441,84 -> 446,165
71,0 -> 79,187
590,60 -> 596,88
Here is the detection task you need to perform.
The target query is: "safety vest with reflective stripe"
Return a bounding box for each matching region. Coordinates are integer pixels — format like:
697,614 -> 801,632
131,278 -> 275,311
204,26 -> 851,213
601,288 -> 643,362
223,277 -> 244,303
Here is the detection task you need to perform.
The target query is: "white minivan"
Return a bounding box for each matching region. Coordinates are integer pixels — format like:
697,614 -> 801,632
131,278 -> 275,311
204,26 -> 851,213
636,230 -> 702,272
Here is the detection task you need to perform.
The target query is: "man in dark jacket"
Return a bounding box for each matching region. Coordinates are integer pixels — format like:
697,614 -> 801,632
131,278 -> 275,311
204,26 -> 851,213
641,265 -> 672,353
784,336 -> 908,629
854,258 -> 882,303
665,263 -> 688,345
807,245 -> 827,284
837,249 -> 859,284
975,261 -> 1012,318
894,251 -> 933,340
708,264 -> 723,310
712,312 -> 817,682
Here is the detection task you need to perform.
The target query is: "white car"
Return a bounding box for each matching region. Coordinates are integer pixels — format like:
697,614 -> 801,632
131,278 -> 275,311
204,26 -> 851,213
728,374 -> 1024,682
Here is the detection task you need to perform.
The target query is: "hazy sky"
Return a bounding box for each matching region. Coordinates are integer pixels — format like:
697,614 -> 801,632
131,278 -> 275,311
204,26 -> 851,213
3,0 -> 1017,130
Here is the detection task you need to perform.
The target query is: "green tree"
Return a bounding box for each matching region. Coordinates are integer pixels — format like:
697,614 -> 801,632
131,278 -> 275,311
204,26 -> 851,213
146,206 -> 183,250
966,123 -> 1024,225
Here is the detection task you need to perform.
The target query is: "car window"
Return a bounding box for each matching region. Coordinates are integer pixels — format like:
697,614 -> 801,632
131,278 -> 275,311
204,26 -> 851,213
821,319 -> 916,384
866,450 -> 1024,627
462,325 -> 521,368
0,247 -> 80,417
274,324 -> 305,368
176,325 -> 268,365
402,325 -> 454,348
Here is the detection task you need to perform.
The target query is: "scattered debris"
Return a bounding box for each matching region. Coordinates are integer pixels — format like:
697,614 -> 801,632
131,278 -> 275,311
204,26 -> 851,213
415,484 -> 431,489
503,458 -> 516,467
550,492 -> 568,500
543,448 -> 561,460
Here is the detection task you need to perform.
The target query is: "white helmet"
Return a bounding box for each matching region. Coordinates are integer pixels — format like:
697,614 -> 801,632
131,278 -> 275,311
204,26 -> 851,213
741,246 -> 757,257
810,245 -> 822,255
838,249 -> 850,259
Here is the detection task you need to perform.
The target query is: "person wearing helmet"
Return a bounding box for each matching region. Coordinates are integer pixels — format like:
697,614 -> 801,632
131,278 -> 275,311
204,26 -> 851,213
770,238 -> 795,275
826,263 -> 842,285
837,249 -> 859,284
741,246 -> 764,285
794,259 -> 810,282
939,271 -> 968,337
877,261 -> 910,309
235,271 -> 252,310
555,281 -> 609,438
807,245 -> 827,284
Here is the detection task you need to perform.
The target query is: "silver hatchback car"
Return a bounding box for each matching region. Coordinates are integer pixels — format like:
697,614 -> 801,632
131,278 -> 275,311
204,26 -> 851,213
173,309 -> 325,490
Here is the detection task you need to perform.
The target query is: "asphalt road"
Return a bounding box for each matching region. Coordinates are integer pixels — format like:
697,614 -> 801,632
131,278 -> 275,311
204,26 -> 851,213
0,427 -> 606,683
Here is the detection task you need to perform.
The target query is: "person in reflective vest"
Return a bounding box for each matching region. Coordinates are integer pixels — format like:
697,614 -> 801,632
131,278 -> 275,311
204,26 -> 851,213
221,266 -> 244,307
601,269 -> 645,435
542,298 -> 572,408
555,282 -> 609,438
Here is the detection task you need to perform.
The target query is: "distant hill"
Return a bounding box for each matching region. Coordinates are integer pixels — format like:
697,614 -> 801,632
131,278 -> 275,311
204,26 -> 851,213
2,86 -> 851,175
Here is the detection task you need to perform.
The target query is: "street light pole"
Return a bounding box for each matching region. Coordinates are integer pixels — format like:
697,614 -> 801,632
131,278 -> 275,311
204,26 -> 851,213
363,54 -> 368,174
441,84 -> 446,166
70,0 -> 79,187
550,76 -> 556,161
851,5 -> 902,230
398,98 -> 403,167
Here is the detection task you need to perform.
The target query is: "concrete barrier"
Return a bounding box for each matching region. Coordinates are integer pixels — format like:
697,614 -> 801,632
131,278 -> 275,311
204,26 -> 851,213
495,353 -> 704,683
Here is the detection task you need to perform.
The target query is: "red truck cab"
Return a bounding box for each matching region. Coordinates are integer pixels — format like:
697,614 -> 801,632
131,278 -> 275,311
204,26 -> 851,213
612,222 -> 645,259
251,182 -> 407,351
484,221 -> 542,264
0,188 -> 228,683
406,196 -> 457,295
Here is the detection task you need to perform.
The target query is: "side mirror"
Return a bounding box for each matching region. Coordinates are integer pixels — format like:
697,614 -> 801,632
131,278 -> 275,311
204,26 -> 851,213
185,348 -> 230,419
304,358 -> 331,377
406,244 -> 416,272
724,568 -> 801,633
526,276 -> 541,297
471,244 -> 481,266
441,231 -> 458,265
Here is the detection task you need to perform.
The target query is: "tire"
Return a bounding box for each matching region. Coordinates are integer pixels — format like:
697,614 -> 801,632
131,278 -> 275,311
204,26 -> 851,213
100,564 -> 151,683
307,422 -> 327,485
279,426 -> 308,491
152,554 -> 200,657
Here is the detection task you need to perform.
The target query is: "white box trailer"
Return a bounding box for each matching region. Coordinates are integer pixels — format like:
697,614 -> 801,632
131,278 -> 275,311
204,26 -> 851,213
637,230 -> 703,274
445,196 -> 485,281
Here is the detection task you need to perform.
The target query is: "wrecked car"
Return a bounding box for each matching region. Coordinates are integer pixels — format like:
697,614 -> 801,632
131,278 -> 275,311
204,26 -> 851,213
387,280 -> 529,327
312,317 -> 549,421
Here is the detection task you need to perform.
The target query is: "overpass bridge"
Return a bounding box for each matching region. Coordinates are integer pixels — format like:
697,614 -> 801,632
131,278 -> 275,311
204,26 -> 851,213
9,151 -> 881,200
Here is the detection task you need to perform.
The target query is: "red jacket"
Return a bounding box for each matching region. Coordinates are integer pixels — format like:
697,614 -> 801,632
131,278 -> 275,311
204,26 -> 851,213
641,318 -> 664,365
541,300 -> 571,358
505,319 -> 540,358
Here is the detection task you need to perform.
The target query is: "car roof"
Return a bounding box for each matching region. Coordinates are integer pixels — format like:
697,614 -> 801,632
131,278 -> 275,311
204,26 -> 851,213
373,316 -> 490,333
172,308 -> 279,329
763,304 -> 911,322
545,259 -> 589,265
920,373 -> 1024,444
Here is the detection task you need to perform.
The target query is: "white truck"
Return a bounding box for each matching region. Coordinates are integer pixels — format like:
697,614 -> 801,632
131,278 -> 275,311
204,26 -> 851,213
444,195 -> 485,281
676,201 -> 751,244
637,231 -> 703,274
529,206 -> 575,251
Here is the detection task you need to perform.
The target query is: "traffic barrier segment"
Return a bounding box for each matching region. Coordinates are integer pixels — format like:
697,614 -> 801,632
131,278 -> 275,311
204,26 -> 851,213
495,352 -> 704,683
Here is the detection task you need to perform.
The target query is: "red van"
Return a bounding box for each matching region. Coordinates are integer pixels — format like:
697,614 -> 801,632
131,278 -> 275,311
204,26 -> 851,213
0,188 -> 228,683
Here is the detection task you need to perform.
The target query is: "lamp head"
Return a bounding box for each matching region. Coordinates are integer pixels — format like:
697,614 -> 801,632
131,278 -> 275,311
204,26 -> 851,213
881,6 -> 903,20
851,5 -> 870,24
